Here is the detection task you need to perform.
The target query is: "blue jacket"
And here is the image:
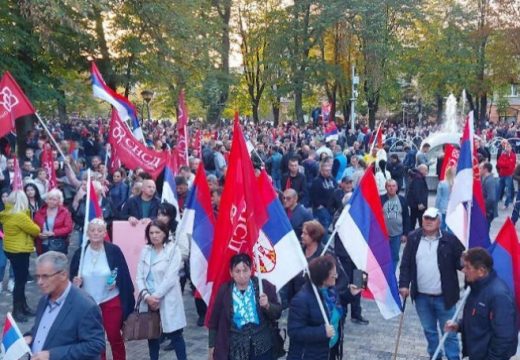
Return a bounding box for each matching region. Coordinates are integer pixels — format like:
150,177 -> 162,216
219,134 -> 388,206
332,153 -> 348,183
287,282 -> 334,360
268,152 -> 283,180
287,204 -> 313,239
27,285 -> 106,359
461,270 -> 518,360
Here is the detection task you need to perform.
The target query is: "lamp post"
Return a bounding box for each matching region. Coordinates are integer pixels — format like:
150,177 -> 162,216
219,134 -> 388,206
141,90 -> 154,121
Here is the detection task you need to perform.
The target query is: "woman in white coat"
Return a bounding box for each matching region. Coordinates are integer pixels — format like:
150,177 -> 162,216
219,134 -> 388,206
136,220 -> 187,360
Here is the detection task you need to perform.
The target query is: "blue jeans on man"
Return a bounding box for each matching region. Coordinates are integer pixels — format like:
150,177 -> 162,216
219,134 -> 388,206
497,176 -> 514,207
511,190 -> 520,224
389,235 -> 401,271
415,294 -> 460,360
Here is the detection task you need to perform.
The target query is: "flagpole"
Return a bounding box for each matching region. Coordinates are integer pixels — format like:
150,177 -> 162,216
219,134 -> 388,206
308,273 -> 331,326
392,298 -> 407,360
35,113 -> 74,173
321,228 -> 338,256
431,287 -> 471,359
254,247 -> 264,294
78,169 -> 92,277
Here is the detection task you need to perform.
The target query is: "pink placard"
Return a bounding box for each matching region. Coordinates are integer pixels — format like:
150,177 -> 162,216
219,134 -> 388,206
112,221 -> 147,298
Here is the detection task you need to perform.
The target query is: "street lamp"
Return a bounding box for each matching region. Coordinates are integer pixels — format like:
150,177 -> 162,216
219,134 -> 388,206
141,90 -> 154,121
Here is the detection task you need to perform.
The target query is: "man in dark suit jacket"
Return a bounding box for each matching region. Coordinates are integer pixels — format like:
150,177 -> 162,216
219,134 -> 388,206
25,251 -> 105,360
282,188 -> 312,239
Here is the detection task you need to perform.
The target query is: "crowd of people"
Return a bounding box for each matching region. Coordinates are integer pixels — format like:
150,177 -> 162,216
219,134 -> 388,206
0,115 -> 519,360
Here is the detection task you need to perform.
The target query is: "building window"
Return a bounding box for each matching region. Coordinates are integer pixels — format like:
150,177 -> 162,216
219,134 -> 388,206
510,84 -> 518,97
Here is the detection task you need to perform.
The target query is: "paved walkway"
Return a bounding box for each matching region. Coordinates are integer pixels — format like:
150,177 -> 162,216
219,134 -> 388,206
1,195 -> 519,359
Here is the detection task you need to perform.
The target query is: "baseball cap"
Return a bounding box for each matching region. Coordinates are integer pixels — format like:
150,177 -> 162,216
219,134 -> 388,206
423,207 -> 440,219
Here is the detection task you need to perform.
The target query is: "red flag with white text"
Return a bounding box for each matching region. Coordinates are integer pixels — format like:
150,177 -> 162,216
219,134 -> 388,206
108,110 -> 168,179
205,113 -> 268,324
0,72 -> 36,138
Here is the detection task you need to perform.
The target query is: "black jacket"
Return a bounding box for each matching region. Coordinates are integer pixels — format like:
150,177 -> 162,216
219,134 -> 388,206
406,169 -> 428,208
399,229 -> 464,309
120,195 -> 160,220
70,241 -> 135,320
282,172 -> 307,203
460,270 -> 518,359
380,194 -> 411,236
386,161 -> 405,190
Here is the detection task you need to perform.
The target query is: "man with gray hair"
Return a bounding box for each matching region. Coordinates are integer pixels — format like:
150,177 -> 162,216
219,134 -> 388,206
24,251 -> 105,360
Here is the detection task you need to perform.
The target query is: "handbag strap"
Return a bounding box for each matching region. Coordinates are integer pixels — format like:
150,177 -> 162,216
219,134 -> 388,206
134,289 -> 149,312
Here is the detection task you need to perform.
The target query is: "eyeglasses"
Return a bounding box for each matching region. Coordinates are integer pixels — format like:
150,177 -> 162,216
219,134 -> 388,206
283,196 -> 293,201
423,216 -> 438,221
329,273 -> 338,279
35,270 -> 63,281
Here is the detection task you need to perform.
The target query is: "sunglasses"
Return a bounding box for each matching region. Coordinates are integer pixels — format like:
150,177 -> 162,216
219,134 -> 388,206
423,216 -> 438,221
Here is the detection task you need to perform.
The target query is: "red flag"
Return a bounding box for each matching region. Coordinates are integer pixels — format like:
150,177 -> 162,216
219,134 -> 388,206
175,90 -> 189,167
192,129 -> 202,158
108,110 -> 168,179
41,144 -> 57,190
439,144 -> 460,180
12,157 -> 23,191
0,72 -> 36,138
205,112 -> 268,324
108,144 -> 121,174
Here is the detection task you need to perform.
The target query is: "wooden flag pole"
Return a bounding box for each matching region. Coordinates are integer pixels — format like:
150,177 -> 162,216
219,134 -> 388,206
254,246 -> 264,294
78,169 -> 92,277
35,113 -> 74,173
392,297 -> 407,360
307,272 -> 330,326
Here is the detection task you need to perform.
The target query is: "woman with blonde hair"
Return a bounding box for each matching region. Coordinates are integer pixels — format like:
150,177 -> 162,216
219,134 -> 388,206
435,166 -> 455,231
34,188 -> 73,255
0,190 -> 40,322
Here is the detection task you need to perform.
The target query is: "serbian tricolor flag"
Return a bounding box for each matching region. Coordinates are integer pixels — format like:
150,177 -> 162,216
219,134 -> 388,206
1,312 -> 32,360
177,163 -> 215,305
0,72 -> 36,139
336,167 -> 402,319
490,218 -> 520,328
205,112 -> 268,323
161,150 -> 180,221
324,121 -> 339,142
41,144 -> 58,190
91,62 -> 144,141
175,90 -> 189,167
469,148 -> 490,249
446,112 -> 475,248
255,170 -> 308,291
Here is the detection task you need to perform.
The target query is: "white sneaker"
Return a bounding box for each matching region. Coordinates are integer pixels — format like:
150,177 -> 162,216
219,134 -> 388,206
7,279 -> 14,292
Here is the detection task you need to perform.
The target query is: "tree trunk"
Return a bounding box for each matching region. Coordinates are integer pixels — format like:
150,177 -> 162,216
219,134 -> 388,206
252,99 -> 260,124
436,94 -> 443,124
272,102 -> 280,127
479,94 -> 488,128
294,88 -> 304,124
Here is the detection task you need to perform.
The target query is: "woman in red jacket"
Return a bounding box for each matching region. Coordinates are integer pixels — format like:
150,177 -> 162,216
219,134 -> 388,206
34,188 -> 73,255
496,143 -> 517,209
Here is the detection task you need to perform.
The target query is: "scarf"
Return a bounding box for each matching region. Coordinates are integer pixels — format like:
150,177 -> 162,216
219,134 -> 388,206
232,280 -> 259,329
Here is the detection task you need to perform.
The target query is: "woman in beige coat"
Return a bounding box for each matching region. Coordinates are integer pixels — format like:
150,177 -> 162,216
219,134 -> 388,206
136,220 -> 187,360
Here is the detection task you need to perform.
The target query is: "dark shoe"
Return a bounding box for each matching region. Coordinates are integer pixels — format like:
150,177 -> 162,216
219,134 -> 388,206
163,342 -> 175,351
351,316 -> 369,325
197,317 -> 205,327
12,306 -> 28,323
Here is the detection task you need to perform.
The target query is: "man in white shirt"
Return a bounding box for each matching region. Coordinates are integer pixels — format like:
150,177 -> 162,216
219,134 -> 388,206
398,208 -> 465,360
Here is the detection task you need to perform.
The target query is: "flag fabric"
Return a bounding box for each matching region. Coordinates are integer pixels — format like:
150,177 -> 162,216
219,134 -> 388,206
490,218 -> 520,328
11,157 -> 23,191
161,151 -> 180,221
177,163 -> 216,305
335,167 -> 402,319
439,144 -> 459,181
193,129 -> 202,157
90,62 -> 144,141
321,101 -> 331,123
108,144 -> 122,174
108,110 -> 168,179
41,144 -> 58,190
369,122 -> 384,153
469,149 -> 491,249
255,170 -> 308,290
324,121 -> 339,142
205,113 -> 268,323
1,312 -> 32,360
0,72 -> 36,138
446,112 -> 474,248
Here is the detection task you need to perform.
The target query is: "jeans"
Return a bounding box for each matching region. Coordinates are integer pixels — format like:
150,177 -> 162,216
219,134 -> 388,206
415,294 -> 460,360
497,176 -> 514,207
0,240 -> 7,284
148,329 -> 187,360
511,190 -> 520,224
5,252 -> 30,305
389,235 -> 402,271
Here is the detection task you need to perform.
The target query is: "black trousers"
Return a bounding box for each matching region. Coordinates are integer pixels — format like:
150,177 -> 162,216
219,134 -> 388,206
410,207 -> 425,230
5,252 -> 30,305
